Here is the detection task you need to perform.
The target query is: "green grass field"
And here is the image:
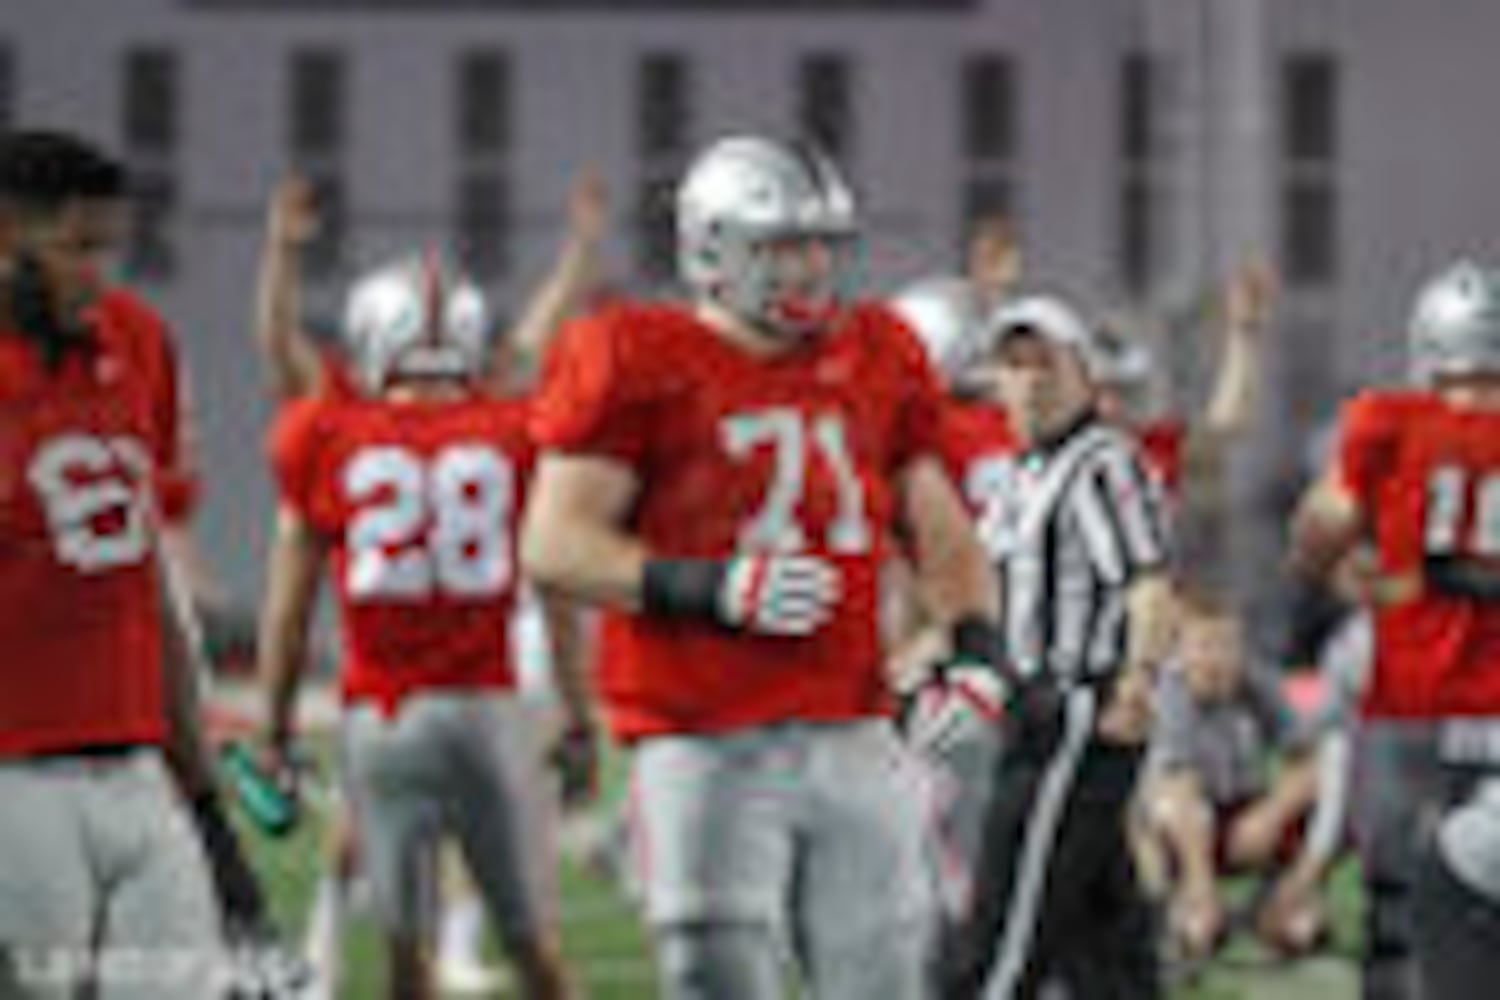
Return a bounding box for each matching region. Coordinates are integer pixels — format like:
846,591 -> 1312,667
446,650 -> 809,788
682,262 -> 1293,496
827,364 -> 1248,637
236,746 -> 1363,999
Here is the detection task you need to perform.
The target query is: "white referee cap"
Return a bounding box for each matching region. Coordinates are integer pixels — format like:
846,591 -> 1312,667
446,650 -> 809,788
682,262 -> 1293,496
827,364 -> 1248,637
988,294 -> 1101,374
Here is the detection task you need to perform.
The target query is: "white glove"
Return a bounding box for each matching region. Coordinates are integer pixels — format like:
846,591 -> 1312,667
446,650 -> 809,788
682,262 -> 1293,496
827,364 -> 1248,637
717,554 -> 842,637
905,664 -> 1008,756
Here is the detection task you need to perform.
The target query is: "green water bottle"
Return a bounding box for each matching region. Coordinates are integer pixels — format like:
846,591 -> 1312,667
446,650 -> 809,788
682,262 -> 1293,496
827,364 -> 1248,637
221,741 -> 299,837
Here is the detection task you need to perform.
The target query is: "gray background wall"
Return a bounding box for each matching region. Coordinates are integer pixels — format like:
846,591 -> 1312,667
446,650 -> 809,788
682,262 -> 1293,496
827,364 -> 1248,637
3,0 -> 1499,613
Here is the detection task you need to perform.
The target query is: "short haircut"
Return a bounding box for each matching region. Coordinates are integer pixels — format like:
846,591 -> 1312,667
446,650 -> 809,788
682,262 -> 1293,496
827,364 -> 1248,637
0,130 -> 128,213
1176,582 -> 1237,623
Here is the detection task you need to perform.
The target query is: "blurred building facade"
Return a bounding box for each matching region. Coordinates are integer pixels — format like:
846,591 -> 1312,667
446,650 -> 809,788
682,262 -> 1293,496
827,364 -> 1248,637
3,0 -> 1498,608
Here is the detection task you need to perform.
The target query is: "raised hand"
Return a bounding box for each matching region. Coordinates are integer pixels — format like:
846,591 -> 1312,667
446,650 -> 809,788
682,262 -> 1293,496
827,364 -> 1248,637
267,175 -> 320,250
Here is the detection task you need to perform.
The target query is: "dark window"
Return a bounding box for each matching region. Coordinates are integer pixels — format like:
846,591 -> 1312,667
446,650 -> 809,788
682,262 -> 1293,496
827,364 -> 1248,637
122,47 -> 178,154
125,169 -> 176,280
1120,50 -> 1155,163
288,48 -> 346,157
1119,173 -> 1155,293
1282,178 -> 1337,286
456,170 -> 510,279
1282,51 -> 1338,164
634,173 -> 677,283
961,54 -> 1014,160
0,42 -> 16,133
456,50 -> 510,155
302,169 -> 346,279
798,52 -> 854,157
962,175 -> 1011,229
638,52 -> 691,159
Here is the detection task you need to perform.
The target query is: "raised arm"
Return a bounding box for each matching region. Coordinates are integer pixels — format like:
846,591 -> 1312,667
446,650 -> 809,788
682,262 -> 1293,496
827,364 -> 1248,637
1199,262 -> 1274,443
499,169 -> 608,386
254,176 -> 326,400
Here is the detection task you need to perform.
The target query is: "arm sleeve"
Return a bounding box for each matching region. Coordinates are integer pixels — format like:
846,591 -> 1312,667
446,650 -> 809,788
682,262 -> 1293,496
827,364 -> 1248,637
1072,443 -> 1171,585
265,398 -> 328,520
1335,393 -> 1400,509
529,313 -> 652,464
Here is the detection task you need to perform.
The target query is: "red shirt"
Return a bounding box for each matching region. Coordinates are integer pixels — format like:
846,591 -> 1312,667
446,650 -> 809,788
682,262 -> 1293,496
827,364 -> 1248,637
0,290 -> 186,756
1138,419 -> 1186,495
531,301 -> 946,741
934,400 -> 1020,553
269,393 -> 535,714
1338,389 -> 1500,717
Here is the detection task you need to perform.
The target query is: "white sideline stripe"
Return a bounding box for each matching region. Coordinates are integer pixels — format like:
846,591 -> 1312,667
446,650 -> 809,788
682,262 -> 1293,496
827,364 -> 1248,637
987,687 -> 1096,999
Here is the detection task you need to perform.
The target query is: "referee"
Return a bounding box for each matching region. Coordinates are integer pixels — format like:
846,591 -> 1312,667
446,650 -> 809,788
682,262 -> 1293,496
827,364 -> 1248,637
939,295 -> 1176,1000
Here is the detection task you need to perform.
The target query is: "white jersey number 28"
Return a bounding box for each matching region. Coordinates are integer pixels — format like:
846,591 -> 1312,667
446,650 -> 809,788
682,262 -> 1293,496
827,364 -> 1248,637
344,444 -> 515,600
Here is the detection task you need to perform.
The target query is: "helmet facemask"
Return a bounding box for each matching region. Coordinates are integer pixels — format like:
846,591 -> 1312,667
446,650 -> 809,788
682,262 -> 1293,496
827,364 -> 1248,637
722,229 -> 862,340
678,136 -> 862,341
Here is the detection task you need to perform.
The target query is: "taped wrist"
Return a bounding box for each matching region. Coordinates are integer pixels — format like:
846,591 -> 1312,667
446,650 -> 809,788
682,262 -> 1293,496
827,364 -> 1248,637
950,615 -> 1004,668
642,558 -> 729,624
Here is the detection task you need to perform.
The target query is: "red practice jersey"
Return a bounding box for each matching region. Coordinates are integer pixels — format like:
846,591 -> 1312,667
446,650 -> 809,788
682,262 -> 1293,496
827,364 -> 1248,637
269,393 -> 535,714
1338,389 -> 1500,717
532,301 -> 947,741
935,399 -> 1020,554
0,290 -> 188,756
1138,418 -> 1186,496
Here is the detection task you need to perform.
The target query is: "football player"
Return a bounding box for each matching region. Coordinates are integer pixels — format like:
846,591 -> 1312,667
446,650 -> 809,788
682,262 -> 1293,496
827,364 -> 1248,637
0,130 -> 234,998
252,172 -> 606,997
257,252 -> 595,1000
886,276 -> 1019,926
1292,260 -> 1500,996
521,135 -> 1003,999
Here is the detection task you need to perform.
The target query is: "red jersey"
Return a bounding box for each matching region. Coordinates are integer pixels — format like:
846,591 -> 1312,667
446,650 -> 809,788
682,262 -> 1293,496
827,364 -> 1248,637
0,290 -> 187,756
1138,418 -> 1186,495
1338,389 -> 1500,717
935,400 -> 1020,553
269,393 -> 535,714
531,301 -> 947,741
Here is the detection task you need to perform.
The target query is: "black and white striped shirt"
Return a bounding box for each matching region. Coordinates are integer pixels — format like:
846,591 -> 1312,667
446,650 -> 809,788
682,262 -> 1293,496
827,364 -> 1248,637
990,415 -> 1169,684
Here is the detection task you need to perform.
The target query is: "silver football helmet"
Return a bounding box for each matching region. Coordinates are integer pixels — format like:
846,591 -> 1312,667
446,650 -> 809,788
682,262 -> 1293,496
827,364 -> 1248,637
342,250 -> 489,391
1409,260 -> 1500,383
676,135 -> 859,338
1091,321 -> 1153,387
889,276 -> 993,393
